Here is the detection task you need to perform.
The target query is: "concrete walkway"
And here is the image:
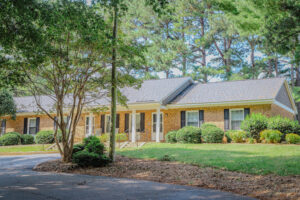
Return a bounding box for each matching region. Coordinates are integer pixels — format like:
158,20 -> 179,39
0,154 -> 255,200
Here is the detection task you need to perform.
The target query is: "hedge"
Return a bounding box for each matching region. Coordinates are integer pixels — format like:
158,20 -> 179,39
201,126 -> 224,143
260,129 -> 282,144
176,126 -> 201,143
165,131 -> 177,143
241,113 -> 268,140
35,130 -> 55,144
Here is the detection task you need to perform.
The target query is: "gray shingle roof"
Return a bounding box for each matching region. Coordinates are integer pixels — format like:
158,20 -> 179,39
170,77 -> 286,105
14,77 -> 192,113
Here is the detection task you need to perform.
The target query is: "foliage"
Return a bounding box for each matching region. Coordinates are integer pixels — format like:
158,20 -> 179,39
200,123 -> 218,129
21,134 -> 35,145
85,136 -> 105,155
99,134 -> 109,143
285,134 -> 300,144
72,144 -> 85,155
201,126 -> 224,143
4,132 -> 22,142
227,130 -> 248,143
246,137 -> 256,144
260,130 -> 282,144
165,131 -> 177,143
224,131 -> 232,143
158,154 -> 175,161
0,133 -> 20,146
175,126 -> 201,144
72,151 -> 110,167
267,116 -> 299,137
35,131 -> 54,144
241,113 -> 268,140
72,136 -> 109,167
98,133 -> 128,143
0,90 -> 16,119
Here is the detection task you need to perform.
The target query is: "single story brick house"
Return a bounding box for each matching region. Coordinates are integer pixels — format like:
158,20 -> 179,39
0,77 -> 297,142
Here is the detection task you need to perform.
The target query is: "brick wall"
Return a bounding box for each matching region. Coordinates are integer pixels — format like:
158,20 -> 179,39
2,103 -> 296,142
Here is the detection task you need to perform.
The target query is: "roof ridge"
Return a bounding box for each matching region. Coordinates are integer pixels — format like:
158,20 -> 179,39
142,76 -> 191,82
195,77 -> 285,85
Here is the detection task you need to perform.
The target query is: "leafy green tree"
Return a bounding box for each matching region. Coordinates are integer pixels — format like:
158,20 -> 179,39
0,89 -> 16,120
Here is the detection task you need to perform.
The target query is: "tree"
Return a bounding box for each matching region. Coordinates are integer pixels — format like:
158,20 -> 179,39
17,0 -> 111,162
0,89 -> 16,120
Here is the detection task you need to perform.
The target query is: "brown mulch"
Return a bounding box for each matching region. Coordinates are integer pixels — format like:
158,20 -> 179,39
34,155 -> 300,200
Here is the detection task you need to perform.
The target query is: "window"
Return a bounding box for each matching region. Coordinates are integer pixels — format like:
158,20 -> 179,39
152,113 -> 163,133
186,111 -> 199,127
230,109 -> 244,130
28,118 -> 37,134
85,116 -> 95,136
136,114 -> 141,132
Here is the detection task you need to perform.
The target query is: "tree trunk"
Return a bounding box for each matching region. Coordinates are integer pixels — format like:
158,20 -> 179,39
109,5 -> 118,162
249,39 -> 255,79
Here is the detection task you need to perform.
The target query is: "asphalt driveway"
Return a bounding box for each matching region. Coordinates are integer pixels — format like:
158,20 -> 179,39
0,154 -> 255,200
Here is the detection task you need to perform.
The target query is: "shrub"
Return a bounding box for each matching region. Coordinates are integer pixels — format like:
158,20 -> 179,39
165,131 -> 177,143
267,116 -> 299,139
98,134 -> 109,143
285,133 -> 300,144
35,130 -> 54,144
5,132 -> 22,142
72,151 -> 110,167
0,133 -> 19,146
201,126 -> 224,143
246,137 -> 256,144
116,133 -> 128,142
72,143 -> 85,154
21,134 -> 34,145
260,130 -> 282,144
85,137 -> 104,155
200,123 -> 217,129
158,154 -> 175,161
224,131 -> 232,143
227,130 -> 248,143
241,113 -> 268,140
176,126 -> 201,143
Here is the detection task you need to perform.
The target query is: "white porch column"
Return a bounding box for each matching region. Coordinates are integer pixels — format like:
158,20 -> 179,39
131,110 -> 136,142
88,113 -> 93,136
156,108 -> 160,143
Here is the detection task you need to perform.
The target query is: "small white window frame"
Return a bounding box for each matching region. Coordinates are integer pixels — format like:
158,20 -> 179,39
229,108 -> 244,130
186,111 -> 199,127
85,115 -> 95,136
152,112 -> 164,134
27,118 -> 37,135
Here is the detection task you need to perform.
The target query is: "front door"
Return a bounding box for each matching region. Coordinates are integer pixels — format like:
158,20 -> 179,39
152,113 -> 163,141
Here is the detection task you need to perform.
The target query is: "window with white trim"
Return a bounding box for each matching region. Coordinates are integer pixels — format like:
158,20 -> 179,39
186,111 -> 199,127
230,109 -> 244,130
105,115 -> 111,133
85,116 -> 95,136
28,118 -> 37,134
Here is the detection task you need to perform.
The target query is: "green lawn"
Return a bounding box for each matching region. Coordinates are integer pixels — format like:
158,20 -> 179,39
0,144 -> 55,153
117,143 -> 300,176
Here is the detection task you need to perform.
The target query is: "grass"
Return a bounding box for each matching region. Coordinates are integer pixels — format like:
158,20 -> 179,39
0,144 -> 55,153
117,143 -> 300,176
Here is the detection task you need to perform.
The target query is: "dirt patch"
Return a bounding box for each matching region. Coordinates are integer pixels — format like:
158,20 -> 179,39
34,156 -> 300,200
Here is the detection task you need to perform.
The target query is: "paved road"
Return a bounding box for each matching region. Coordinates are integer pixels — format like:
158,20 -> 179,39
0,154 -> 255,200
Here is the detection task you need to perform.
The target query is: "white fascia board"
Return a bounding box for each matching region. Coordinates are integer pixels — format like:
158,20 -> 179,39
274,100 -> 297,114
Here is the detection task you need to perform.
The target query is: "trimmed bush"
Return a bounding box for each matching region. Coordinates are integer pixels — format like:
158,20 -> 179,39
35,130 -> 54,144
98,134 -> 109,143
5,132 -> 22,142
85,136 -> 104,155
201,126 -> 224,143
241,113 -> 268,140
165,131 -> 177,143
21,134 -> 34,145
267,116 -> 299,139
246,137 -> 256,144
260,130 -> 282,144
72,151 -> 110,167
0,133 -> 19,146
227,130 -> 248,143
200,123 -> 217,129
72,136 -> 109,167
72,143 -> 85,154
285,133 -> 300,144
116,133 -> 128,142
224,131 -> 232,143
176,126 -> 201,143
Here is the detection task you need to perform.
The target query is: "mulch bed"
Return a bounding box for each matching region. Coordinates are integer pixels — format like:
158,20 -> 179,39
34,155 -> 300,200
